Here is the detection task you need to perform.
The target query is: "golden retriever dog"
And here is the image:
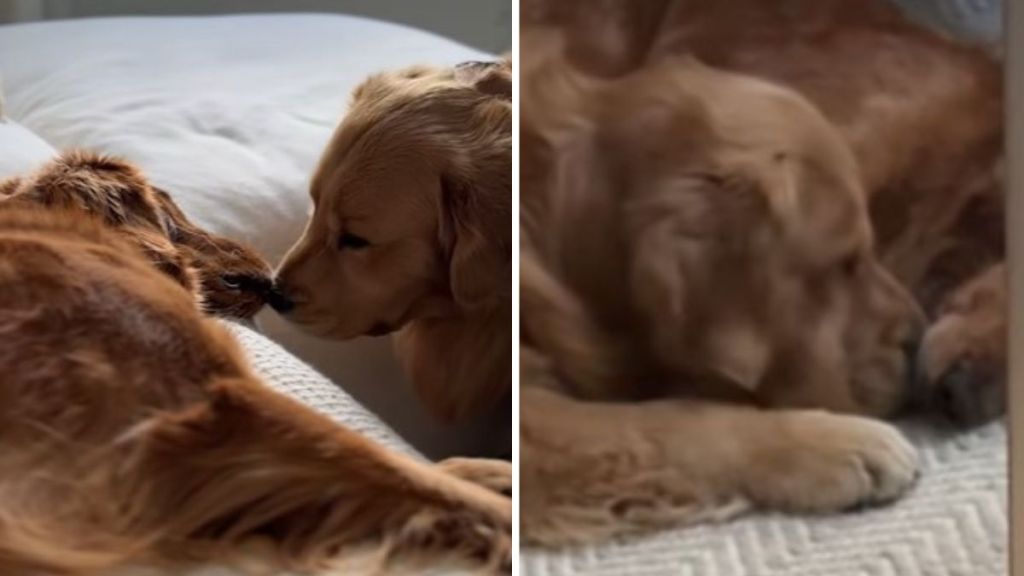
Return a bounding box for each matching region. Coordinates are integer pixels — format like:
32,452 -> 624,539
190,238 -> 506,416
524,0 -> 1005,426
0,161 -> 512,573
520,29 -> 925,545
274,59 -> 512,424
0,151 -> 276,319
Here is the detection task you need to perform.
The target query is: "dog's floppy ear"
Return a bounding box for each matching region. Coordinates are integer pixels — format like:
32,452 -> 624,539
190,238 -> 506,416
454,60 -> 512,101
442,174 -> 510,309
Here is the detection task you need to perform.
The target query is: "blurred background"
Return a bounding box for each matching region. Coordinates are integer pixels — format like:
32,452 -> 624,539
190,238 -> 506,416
0,0 -> 512,52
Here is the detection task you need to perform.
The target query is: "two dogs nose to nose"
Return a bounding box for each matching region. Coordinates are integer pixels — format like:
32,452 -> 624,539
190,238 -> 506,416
267,282 -> 296,313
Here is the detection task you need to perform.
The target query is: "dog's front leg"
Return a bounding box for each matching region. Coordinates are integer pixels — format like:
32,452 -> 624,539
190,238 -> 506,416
521,386 -> 918,546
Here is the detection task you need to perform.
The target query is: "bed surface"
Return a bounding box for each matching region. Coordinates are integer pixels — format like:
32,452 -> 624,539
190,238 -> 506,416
0,13 -> 509,460
523,419 -> 1006,576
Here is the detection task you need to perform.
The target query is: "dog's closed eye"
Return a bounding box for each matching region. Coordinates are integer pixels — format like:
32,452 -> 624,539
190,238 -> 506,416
220,274 -> 272,293
338,232 -> 370,250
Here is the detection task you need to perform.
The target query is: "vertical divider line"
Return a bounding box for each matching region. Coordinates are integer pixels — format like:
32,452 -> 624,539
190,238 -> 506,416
511,0 -> 522,574
1007,0 -> 1021,571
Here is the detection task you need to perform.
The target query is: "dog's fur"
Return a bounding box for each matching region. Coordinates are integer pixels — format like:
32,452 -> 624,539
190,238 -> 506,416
525,0 -> 1005,424
519,27 -> 931,544
275,60 -> 512,423
520,0 -> 1006,547
0,151 -> 275,319
0,161 -> 512,573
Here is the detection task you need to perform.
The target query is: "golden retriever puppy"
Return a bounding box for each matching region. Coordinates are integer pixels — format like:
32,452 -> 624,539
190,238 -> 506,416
524,0 -> 1005,425
275,60 -> 512,423
520,30 -> 923,545
0,206 -> 512,574
1,151 -> 275,319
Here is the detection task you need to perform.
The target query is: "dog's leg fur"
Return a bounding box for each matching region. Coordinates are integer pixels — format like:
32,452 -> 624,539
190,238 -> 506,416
112,376 -> 513,572
0,377 -> 513,575
521,386 -> 918,546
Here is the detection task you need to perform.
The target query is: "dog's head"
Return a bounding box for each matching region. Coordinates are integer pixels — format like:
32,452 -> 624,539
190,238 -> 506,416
524,45 -> 924,416
273,60 -> 511,338
0,151 -> 273,319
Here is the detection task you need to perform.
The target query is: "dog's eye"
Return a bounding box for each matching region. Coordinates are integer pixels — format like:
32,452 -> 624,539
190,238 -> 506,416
221,275 -> 243,289
338,233 -> 370,250
221,274 -> 273,294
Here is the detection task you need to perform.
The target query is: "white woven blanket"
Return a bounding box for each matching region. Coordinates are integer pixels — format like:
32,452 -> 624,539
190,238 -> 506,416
522,420 -> 1006,576
227,323 -> 420,457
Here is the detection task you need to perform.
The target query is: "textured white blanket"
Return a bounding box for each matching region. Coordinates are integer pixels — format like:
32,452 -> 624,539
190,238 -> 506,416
522,420 -> 1006,575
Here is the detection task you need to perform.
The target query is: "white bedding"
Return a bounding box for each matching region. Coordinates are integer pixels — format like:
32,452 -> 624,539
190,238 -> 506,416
523,419 -> 1007,576
0,14 -> 509,459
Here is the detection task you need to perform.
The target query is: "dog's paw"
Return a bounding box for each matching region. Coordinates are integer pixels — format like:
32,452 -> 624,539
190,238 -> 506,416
438,458 -> 513,497
389,504 -> 512,573
744,411 -> 919,512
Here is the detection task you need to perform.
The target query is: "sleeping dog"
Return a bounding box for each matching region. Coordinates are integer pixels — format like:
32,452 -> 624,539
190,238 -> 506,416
519,0 -> 1004,546
520,29 -> 922,545
526,0 -> 1006,427
0,153 -> 512,574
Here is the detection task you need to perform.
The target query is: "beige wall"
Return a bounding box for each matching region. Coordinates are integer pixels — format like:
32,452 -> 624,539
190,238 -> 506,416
0,0 -> 511,53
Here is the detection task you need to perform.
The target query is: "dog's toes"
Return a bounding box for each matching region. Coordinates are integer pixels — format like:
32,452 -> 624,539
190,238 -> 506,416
438,457 -> 513,497
389,506 -> 512,573
745,411 -> 919,512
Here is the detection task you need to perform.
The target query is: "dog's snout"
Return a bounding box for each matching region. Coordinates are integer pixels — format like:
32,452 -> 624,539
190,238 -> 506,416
901,328 -> 928,409
268,282 -> 297,314
932,360 -> 1004,428
901,333 -> 921,365
934,362 -> 977,426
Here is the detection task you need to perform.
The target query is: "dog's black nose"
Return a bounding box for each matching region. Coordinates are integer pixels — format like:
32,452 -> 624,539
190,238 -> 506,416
268,286 -> 295,313
902,332 -> 927,407
933,360 -> 1005,427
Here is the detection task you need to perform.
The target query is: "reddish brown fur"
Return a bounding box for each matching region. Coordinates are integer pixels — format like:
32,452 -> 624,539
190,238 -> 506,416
276,60 -> 512,423
1,151 -> 274,319
0,207 -> 511,574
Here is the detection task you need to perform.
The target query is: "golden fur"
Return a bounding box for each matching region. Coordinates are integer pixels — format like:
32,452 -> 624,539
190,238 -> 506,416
0,166 -> 511,573
275,59 -> 512,423
525,0 -> 1005,423
520,29 -> 924,545
520,0 -> 1005,547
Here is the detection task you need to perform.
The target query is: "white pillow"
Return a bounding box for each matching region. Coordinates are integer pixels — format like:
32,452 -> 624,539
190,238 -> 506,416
0,87 -> 57,180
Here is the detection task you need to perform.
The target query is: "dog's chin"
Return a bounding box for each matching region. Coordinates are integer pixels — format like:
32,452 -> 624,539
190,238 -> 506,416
284,314 -> 396,341
365,322 -> 398,337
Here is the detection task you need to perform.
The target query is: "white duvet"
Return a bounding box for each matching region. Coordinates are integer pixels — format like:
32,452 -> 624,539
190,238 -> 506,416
0,14 -> 508,459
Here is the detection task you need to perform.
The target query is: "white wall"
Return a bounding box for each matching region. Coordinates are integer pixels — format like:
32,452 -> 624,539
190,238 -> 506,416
0,0 -> 511,52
